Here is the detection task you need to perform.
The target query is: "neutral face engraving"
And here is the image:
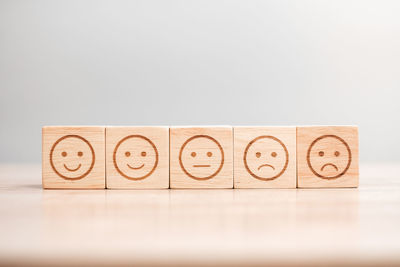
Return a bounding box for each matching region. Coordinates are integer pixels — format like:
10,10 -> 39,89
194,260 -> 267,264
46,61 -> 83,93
243,136 -> 289,181
113,135 -> 158,180
179,135 -> 224,180
50,135 -> 95,180
307,135 -> 352,179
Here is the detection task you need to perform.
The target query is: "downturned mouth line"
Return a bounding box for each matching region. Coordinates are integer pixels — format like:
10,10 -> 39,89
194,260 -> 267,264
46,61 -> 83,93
193,164 -> 211,168
127,163 -> 144,170
64,163 -> 81,172
321,163 -> 338,171
257,164 -> 275,170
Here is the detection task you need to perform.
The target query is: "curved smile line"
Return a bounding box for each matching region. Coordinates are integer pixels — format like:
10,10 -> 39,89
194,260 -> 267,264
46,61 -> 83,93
193,164 -> 211,168
258,164 -> 275,170
321,163 -> 338,171
127,163 -> 144,170
64,163 -> 81,172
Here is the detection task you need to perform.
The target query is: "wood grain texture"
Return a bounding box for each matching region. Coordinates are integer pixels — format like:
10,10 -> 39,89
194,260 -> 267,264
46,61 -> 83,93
42,126 -> 105,189
1,163 -> 400,266
297,126 -> 359,188
234,126 -> 296,188
170,126 -> 233,188
106,126 -> 169,189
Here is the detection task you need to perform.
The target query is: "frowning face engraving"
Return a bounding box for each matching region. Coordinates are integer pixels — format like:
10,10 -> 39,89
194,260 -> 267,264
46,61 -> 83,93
50,135 -> 95,180
113,135 -> 159,180
307,135 -> 352,179
243,136 -> 289,181
179,135 -> 224,180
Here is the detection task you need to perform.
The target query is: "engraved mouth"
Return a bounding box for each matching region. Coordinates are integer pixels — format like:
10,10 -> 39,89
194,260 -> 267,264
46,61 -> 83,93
321,163 -> 338,171
64,163 -> 81,172
258,164 -> 275,170
127,163 -> 144,170
193,164 -> 211,168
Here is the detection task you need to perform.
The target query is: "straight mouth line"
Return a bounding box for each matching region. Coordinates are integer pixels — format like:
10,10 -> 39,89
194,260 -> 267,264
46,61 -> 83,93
321,163 -> 338,171
193,165 -> 211,168
257,164 -> 275,170
127,163 -> 144,170
64,163 -> 81,172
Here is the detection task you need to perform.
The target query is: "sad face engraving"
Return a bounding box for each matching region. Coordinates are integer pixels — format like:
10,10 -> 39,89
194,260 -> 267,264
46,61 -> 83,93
307,135 -> 352,179
243,136 -> 289,181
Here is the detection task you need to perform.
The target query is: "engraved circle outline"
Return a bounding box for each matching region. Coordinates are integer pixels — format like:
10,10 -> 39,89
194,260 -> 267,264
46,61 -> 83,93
50,135 -> 95,180
179,135 -> 224,180
306,134 -> 352,179
243,135 -> 289,181
113,135 -> 159,180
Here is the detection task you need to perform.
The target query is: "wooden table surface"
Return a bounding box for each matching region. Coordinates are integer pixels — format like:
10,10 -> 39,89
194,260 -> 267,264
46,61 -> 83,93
0,164 -> 399,266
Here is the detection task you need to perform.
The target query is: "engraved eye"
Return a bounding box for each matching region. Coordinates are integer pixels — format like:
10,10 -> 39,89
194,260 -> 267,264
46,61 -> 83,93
334,151 -> 340,157
207,152 -> 212,157
271,152 -> 277,157
256,152 -> 261,158
125,151 -> 131,157
141,151 -> 146,157
61,151 -> 67,157
191,152 -> 196,157
319,151 -> 324,157
77,151 -> 83,157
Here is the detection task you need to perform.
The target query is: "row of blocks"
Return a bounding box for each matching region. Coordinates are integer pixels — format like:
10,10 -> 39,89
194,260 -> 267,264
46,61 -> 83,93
42,126 -> 359,189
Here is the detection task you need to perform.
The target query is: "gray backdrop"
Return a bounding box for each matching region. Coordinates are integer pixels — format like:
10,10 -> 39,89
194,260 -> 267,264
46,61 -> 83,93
1,0 -> 399,163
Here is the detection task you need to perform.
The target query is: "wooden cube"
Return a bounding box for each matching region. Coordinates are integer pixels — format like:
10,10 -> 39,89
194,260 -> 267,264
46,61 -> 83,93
170,126 -> 233,188
42,126 -> 105,189
234,126 -> 296,188
106,126 -> 169,189
297,126 -> 359,188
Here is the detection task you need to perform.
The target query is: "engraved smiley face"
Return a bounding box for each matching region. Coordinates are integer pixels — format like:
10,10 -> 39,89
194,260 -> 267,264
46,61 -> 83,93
179,135 -> 224,180
50,135 -> 95,180
243,136 -> 289,181
307,135 -> 352,179
113,135 -> 158,180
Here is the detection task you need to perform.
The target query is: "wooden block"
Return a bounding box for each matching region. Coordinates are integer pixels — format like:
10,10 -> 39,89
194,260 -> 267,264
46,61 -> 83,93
42,126 -> 105,189
106,126 -> 169,189
170,126 -> 233,188
234,126 -> 296,188
297,126 -> 359,188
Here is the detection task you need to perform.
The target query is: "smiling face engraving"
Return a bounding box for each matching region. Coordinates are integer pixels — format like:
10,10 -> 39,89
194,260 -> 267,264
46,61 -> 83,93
113,135 -> 158,180
50,135 -> 95,180
179,135 -> 224,180
243,136 -> 289,181
307,135 -> 352,179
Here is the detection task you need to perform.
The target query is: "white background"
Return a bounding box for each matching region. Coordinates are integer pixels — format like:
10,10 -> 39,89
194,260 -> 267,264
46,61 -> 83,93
1,0 -> 399,162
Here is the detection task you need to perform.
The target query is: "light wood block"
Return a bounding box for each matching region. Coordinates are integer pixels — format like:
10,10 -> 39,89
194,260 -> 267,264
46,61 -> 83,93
297,126 -> 359,188
106,126 -> 169,189
42,126 -> 105,189
170,126 -> 233,188
234,126 -> 296,188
